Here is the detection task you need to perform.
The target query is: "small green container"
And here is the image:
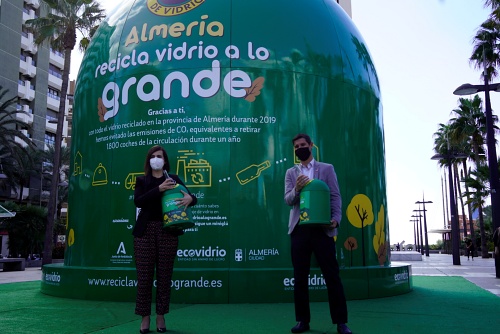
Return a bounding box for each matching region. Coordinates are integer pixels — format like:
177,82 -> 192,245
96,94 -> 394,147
299,179 -> 331,225
161,184 -> 194,230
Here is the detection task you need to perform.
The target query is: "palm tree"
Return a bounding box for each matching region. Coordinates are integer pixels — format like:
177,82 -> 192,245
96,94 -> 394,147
485,0 -> 500,10
0,86 -> 34,156
470,18 -> 500,82
449,96 -> 490,239
25,0 -> 105,265
0,86 -> 36,200
433,123 -> 467,239
462,165 -> 490,257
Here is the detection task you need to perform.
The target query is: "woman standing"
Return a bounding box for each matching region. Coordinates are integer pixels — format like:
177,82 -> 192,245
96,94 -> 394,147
133,145 -> 197,333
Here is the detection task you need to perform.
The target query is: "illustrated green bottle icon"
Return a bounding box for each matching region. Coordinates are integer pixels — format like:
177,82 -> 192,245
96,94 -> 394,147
236,160 -> 271,185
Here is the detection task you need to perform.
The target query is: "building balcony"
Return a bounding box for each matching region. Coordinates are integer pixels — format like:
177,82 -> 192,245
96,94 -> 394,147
47,95 -> 60,111
15,108 -> 34,125
19,56 -> 37,78
46,119 -> 57,134
49,50 -> 64,69
48,72 -> 63,90
22,8 -> 35,23
25,0 -> 40,9
14,130 -> 30,148
20,33 -> 38,54
17,80 -> 35,101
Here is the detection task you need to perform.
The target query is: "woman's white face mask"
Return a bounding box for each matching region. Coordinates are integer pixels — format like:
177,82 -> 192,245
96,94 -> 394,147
149,157 -> 164,170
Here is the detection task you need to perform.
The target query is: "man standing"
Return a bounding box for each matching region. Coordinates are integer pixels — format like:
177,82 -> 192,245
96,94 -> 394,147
284,133 -> 352,334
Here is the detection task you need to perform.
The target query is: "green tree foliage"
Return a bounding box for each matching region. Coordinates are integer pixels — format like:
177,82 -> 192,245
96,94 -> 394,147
2,202 -> 47,258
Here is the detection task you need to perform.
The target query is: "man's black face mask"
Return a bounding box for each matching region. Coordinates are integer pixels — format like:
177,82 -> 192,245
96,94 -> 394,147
295,147 -> 311,161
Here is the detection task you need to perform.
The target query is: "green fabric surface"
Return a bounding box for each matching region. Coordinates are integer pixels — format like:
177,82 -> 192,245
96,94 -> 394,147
0,276 -> 499,333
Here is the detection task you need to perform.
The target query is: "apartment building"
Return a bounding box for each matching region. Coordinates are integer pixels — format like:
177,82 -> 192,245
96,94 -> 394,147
0,0 -> 71,203
338,0 -> 352,17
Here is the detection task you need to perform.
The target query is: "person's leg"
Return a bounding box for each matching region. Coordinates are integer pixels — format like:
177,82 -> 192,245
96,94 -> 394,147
291,225 -> 313,323
155,224 -> 179,325
312,229 -> 348,324
134,223 -> 156,330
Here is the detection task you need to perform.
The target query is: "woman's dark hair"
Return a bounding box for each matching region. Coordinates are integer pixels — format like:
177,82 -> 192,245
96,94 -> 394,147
144,145 -> 170,175
292,133 -> 312,144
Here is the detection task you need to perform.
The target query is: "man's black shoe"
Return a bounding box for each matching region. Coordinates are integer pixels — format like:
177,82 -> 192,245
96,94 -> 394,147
337,323 -> 352,334
291,321 -> 310,333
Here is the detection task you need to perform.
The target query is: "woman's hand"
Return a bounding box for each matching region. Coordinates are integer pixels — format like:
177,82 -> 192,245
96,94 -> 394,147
159,178 -> 176,192
176,190 -> 193,209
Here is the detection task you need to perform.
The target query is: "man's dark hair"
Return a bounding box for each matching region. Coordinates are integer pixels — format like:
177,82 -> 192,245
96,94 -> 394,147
292,133 -> 312,144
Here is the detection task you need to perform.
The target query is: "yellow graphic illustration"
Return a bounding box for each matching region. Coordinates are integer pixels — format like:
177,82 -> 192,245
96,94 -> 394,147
73,151 -> 83,176
345,194 -> 375,267
300,210 -> 309,222
164,210 -> 189,224
236,160 -> 271,185
177,150 -> 211,187
68,228 -> 75,247
125,172 -> 145,190
346,194 -> 374,228
373,205 -> 388,266
92,163 -> 108,186
293,144 -> 320,164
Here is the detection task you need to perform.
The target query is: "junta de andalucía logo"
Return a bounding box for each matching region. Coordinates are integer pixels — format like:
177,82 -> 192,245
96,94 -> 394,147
147,0 -> 205,16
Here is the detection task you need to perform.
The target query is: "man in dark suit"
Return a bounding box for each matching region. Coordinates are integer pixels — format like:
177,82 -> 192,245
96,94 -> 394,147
284,133 -> 352,334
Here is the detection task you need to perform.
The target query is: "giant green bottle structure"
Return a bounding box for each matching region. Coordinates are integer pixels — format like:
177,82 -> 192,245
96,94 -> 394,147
41,0 -> 412,302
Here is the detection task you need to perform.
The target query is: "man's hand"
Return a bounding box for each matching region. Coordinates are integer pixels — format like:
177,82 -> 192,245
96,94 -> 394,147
295,174 -> 309,192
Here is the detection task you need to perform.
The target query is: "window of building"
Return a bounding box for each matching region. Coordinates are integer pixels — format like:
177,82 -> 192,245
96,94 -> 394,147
45,133 -> 56,146
48,64 -> 62,79
47,87 -> 60,100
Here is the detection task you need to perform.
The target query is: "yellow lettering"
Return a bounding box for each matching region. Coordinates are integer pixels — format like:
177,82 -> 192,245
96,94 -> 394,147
122,15 -> 224,47
124,26 -> 139,46
186,21 -> 199,36
207,22 -> 224,36
141,23 -> 148,42
149,24 -> 168,39
169,22 -> 185,37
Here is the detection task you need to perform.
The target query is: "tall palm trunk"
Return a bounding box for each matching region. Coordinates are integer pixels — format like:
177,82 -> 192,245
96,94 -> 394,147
43,33 -> 74,265
454,163 -> 467,238
477,205 -> 489,258
463,166 -> 475,239
471,141 -> 488,257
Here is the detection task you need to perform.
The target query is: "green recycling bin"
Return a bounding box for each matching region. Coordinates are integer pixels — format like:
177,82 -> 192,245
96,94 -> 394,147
299,179 -> 331,225
162,184 -> 194,230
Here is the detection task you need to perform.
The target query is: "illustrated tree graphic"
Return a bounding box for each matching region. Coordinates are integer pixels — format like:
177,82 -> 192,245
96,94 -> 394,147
347,194 -> 374,266
373,205 -> 388,266
343,237 -> 358,267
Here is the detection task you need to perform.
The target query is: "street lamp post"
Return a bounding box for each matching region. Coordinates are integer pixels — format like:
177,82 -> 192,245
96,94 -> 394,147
411,214 -> 422,253
413,209 -> 425,256
432,152 -> 466,265
416,198 -> 433,257
410,218 -> 419,251
454,82 -> 500,277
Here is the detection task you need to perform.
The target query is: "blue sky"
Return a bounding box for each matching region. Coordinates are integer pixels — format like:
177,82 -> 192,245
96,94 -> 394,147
71,0 -> 497,245
351,0 -> 498,244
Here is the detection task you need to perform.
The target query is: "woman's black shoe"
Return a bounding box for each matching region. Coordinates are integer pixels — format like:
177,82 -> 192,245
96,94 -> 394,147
157,328 -> 167,333
139,329 -> 150,334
